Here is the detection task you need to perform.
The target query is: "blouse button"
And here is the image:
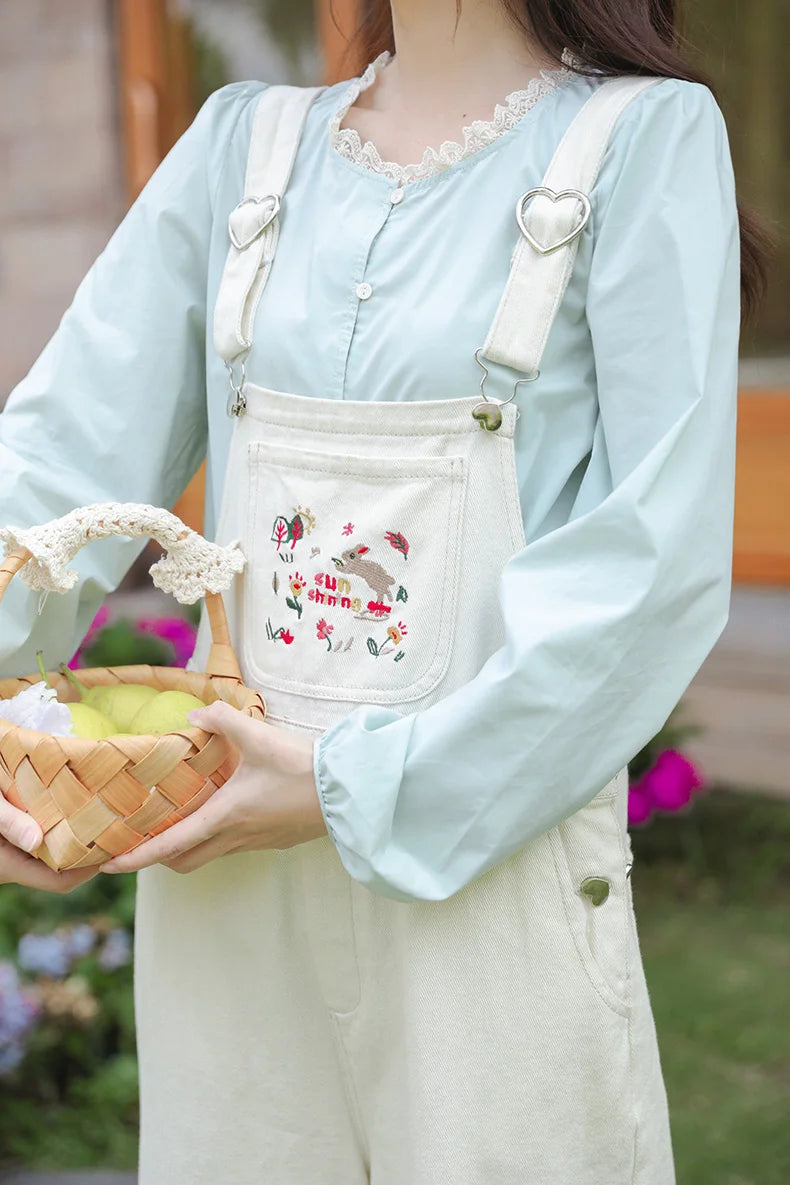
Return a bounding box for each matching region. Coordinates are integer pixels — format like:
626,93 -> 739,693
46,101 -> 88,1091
390,188 -> 404,204
356,282 -> 373,300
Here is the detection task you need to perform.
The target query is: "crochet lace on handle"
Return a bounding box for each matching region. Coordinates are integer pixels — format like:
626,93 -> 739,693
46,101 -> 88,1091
0,503 -> 247,683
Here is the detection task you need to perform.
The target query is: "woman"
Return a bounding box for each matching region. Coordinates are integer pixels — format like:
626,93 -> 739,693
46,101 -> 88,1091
0,0 -> 767,1181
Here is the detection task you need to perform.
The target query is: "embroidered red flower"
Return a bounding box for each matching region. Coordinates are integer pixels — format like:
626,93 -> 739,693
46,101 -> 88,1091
280,629 -> 295,645
342,522 -> 355,536
316,618 -> 334,640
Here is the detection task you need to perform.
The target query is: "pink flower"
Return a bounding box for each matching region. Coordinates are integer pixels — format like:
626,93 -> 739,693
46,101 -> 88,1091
627,780 -> 654,827
68,605 -> 111,668
138,617 -> 198,667
342,523 -> 354,536
642,749 -> 704,813
316,618 -> 334,641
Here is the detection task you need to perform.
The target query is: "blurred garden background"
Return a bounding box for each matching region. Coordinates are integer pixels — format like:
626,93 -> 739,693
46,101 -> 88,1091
0,1 -> 789,1182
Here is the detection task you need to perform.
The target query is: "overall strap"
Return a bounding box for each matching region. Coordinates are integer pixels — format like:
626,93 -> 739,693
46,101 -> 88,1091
214,84 -> 325,413
481,75 -> 663,382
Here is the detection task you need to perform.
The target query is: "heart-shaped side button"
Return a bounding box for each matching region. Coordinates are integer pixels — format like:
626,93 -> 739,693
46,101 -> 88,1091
516,186 -> 591,256
580,877 -> 610,906
228,194 -> 281,251
471,402 -> 503,432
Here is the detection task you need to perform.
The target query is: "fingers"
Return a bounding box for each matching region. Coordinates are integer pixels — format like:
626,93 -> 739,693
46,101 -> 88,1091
162,833 -> 237,875
99,792 -> 228,874
0,791 -> 43,853
187,699 -> 267,752
0,838 -> 99,893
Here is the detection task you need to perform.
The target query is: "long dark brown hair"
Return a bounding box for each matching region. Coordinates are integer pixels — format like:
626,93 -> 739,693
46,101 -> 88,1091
338,0 -> 771,324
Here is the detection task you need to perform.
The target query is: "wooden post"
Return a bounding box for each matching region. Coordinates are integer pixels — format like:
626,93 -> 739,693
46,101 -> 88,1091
117,0 -> 168,203
733,391 -> 790,585
117,0 -> 196,202
117,0 -> 201,531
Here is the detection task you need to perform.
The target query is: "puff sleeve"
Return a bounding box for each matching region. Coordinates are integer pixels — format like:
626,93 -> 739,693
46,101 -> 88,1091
0,83 -> 263,679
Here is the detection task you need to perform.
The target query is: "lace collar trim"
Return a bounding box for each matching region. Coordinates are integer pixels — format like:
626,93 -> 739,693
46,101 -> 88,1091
328,47 -> 579,186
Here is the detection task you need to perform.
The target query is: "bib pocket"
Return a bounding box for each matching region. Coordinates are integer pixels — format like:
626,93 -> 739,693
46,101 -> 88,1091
242,440 -> 467,706
548,791 -> 634,1016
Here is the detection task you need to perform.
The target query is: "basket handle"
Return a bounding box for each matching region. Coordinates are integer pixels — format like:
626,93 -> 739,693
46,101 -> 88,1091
0,503 -> 247,682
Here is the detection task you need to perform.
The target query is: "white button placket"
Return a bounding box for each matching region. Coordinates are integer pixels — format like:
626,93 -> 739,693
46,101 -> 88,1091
354,187 -> 405,303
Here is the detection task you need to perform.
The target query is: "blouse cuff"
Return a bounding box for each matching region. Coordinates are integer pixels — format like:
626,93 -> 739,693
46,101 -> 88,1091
312,707 -> 421,902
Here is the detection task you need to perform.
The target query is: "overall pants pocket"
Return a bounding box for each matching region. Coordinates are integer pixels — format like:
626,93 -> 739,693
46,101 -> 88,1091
548,789 -> 634,1015
242,440 -> 467,707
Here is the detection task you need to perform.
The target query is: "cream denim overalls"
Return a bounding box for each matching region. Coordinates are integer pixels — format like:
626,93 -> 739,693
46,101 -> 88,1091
133,76 -> 676,1185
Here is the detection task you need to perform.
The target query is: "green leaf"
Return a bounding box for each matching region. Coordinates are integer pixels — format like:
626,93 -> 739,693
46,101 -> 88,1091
366,637 -> 379,656
81,621 -> 171,668
184,598 -> 203,628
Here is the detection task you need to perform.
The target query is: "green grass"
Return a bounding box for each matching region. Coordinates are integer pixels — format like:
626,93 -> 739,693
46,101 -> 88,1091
631,788 -> 790,1185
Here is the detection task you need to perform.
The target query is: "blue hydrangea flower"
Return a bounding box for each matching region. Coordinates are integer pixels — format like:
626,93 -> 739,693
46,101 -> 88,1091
17,931 -> 72,978
0,961 -> 39,1077
65,923 -> 97,961
98,928 -> 132,971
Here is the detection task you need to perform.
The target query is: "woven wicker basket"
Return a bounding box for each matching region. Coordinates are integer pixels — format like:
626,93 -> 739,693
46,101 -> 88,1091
0,503 -> 265,873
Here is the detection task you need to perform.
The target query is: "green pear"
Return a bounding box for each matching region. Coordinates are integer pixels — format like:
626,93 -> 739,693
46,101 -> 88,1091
88,684 -> 159,732
59,663 -> 102,707
36,653 -> 114,739
60,665 -> 159,730
129,690 -> 207,736
67,702 -> 117,740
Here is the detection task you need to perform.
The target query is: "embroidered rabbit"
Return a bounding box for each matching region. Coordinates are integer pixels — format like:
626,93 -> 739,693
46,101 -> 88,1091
332,544 -> 396,602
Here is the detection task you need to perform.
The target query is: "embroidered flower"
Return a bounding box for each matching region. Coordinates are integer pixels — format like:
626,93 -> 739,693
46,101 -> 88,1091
266,618 -> 295,645
294,505 -> 317,534
342,522 -> 354,536
387,621 -> 408,646
289,572 -> 305,597
316,617 -> 334,651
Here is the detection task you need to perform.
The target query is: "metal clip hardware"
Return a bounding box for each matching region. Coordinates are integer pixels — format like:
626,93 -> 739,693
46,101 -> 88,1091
226,359 -> 247,418
471,348 -> 539,432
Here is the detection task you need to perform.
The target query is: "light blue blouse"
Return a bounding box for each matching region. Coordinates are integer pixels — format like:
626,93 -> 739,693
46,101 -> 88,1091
0,64 -> 740,902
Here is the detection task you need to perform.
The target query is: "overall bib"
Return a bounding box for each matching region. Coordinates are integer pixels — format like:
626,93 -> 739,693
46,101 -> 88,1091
133,76 -> 676,1184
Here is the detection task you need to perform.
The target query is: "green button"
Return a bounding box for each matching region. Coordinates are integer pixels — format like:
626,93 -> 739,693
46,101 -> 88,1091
580,877 -> 610,905
472,402 -> 503,431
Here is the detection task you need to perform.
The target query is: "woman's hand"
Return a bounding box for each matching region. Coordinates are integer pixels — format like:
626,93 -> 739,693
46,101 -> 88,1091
99,702 -> 328,875
0,796 -> 99,892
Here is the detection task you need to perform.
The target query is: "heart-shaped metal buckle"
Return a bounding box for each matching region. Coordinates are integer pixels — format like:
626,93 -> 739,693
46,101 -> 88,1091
516,187 -> 591,256
228,194 -> 281,251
